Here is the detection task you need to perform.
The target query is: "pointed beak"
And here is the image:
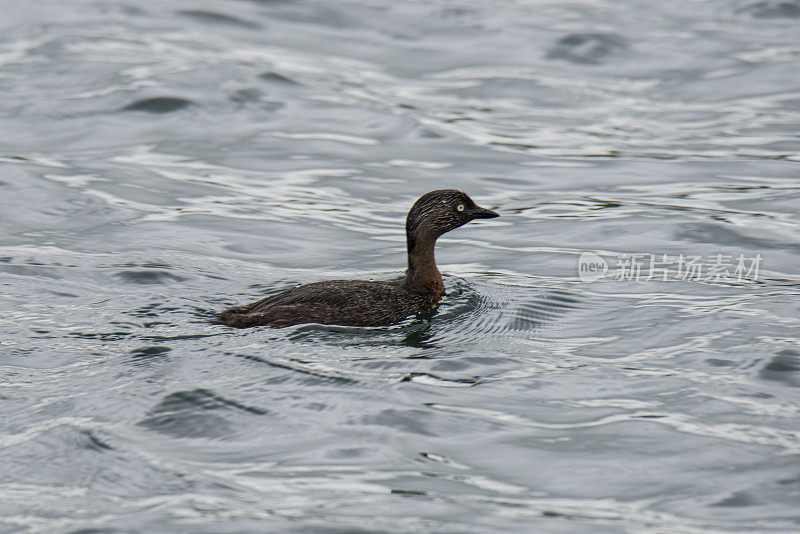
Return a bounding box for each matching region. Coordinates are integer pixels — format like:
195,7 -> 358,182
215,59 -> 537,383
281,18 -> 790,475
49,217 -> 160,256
469,206 -> 499,219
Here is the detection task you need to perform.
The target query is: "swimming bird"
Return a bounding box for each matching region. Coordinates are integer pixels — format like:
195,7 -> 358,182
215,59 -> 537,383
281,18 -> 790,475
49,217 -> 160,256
215,189 -> 498,328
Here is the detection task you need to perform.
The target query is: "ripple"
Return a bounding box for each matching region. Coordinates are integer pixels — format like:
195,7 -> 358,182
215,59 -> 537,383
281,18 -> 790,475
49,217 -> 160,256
0,264 -> 60,280
235,352 -> 360,385
121,97 -> 194,114
113,270 -> 187,285
759,349 -> 800,386
546,33 -> 628,65
3,0 -> 800,531
258,71 -> 301,85
505,291 -> 582,332
400,372 -> 480,387
229,87 -> 263,104
359,408 -> 434,436
737,0 -> 800,18
129,346 -> 172,366
712,491 -> 758,507
676,222 -> 800,251
427,278 -> 585,345
137,389 -> 267,439
177,10 -> 262,29
272,131 -> 380,146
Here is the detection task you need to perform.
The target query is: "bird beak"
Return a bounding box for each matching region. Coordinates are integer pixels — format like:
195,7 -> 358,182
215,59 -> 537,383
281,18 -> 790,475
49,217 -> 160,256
470,206 -> 500,219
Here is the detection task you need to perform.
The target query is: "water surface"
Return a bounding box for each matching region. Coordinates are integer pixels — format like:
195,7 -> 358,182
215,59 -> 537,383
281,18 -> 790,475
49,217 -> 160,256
1,0 -> 800,532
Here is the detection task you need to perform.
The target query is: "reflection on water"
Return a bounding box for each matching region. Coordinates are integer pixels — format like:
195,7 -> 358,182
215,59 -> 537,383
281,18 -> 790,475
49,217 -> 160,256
1,0 -> 800,532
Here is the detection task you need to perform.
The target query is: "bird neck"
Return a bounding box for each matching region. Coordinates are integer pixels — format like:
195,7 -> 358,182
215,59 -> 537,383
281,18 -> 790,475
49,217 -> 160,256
402,234 -> 444,296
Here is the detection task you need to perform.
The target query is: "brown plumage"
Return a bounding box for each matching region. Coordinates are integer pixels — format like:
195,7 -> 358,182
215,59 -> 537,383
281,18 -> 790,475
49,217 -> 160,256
214,189 -> 499,328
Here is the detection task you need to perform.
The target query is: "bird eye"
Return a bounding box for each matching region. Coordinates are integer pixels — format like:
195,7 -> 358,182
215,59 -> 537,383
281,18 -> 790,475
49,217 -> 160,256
456,204 -> 465,212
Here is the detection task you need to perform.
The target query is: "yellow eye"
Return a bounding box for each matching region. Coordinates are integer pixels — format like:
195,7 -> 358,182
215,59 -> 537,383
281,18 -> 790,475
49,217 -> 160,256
456,204 -> 465,212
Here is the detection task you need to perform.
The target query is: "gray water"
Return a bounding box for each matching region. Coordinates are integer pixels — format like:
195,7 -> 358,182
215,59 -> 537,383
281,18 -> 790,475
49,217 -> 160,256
1,0 -> 800,532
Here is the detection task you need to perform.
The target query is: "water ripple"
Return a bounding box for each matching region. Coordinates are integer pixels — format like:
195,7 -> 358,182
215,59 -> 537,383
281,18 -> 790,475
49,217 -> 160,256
2,0 -> 800,532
